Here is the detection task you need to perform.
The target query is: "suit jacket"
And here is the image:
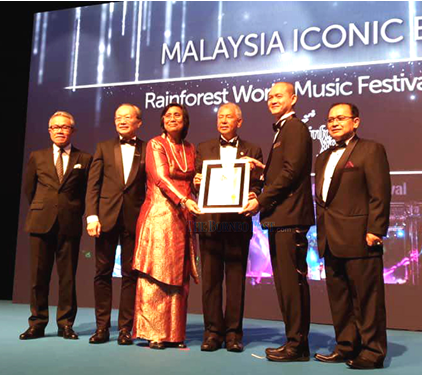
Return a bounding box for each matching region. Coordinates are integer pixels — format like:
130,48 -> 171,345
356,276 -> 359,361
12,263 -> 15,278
24,145 -> 92,236
85,138 -> 147,234
195,138 -> 263,237
314,136 -> 391,258
258,116 -> 315,228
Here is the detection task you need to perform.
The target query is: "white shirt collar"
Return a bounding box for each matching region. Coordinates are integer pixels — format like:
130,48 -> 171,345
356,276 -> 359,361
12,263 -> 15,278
53,143 -> 71,154
275,111 -> 296,127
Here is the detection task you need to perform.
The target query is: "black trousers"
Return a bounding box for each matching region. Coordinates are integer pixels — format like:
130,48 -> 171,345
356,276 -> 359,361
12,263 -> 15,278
268,227 -> 310,350
199,232 -> 250,341
29,222 -> 80,329
93,211 -> 137,331
324,247 -> 387,363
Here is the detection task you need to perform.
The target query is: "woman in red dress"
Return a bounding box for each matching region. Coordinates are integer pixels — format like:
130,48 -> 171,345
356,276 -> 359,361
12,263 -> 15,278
132,103 -> 201,349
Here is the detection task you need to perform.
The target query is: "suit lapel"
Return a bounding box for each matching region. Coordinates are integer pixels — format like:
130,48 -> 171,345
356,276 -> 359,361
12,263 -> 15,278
125,138 -> 142,187
315,151 -> 331,203
60,146 -> 80,187
114,138 -> 125,187
211,139 -> 220,160
325,136 -> 359,205
47,146 -> 61,187
236,138 -> 247,158
263,126 -> 284,178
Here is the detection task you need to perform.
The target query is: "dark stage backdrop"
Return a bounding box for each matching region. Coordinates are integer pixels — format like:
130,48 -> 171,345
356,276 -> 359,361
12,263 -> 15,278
14,1 -> 422,330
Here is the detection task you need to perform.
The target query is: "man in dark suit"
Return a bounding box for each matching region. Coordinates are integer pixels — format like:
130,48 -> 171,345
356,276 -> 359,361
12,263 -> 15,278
194,102 -> 263,352
314,103 -> 391,370
86,103 -> 146,345
241,82 -> 315,361
20,111 -> 92,340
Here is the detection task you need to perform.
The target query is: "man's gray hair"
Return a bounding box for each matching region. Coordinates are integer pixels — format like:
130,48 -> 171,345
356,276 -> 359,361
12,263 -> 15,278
116,103 -> 142,120
49,111 -> 75,127
218,102 -> 243,119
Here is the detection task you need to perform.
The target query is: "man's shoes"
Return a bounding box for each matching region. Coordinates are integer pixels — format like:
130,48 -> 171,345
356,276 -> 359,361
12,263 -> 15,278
315,351 -> 348,363
346,356 -> 383,369
89,328 -> 110,344
149,341 -> 165,350
19,327 -> 45,340
266,346 -> 310,362
226,339 -> 244,352
201,337 -> 222,352
117,329 -> 133,345
58,326 -> 78,340
265,345 -> 286,356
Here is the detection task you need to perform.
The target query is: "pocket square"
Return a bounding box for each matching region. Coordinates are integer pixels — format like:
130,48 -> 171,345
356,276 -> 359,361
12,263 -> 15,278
345,161 -> 355,168
74,164 -> 82,169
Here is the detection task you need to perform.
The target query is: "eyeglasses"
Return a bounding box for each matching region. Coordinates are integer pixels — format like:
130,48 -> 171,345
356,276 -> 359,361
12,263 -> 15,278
115,115 -> 137,122
326,116 -> 355,125
49,125 -> 74,132
165,113 -> 182,120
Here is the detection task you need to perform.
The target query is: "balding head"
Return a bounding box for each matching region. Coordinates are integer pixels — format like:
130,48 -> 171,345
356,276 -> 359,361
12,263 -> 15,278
267,82 -> 297,119
273,82 -> 295,96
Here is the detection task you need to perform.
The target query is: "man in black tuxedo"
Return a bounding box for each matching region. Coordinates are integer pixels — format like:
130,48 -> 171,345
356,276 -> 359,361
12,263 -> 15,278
314,103 -> 391,370
86,103 -> 146,345
20,111 -> 92,340
194,103 -> 263,352
241,82 -> 314,361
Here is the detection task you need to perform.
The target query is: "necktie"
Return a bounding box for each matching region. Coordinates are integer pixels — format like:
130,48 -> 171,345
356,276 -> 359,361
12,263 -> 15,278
120,138 -> 136,146
56,148 -> 64,183
219,137 -> 238,147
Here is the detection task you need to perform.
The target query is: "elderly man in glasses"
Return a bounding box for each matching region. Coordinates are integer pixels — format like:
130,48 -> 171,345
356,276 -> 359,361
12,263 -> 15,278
20,111 -> 92,341
314,103 -> 391,370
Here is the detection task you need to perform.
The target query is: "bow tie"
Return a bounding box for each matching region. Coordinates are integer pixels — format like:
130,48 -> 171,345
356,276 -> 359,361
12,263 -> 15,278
329,141 -> 347,152
120,138 -> 136,146
220,138 -> 238,147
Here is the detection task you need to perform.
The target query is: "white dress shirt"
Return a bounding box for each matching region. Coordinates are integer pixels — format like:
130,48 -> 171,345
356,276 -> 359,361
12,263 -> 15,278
120,136 -> 136,184
219,136 -> 238,162
273,111 -> 296,142
322,136 -> 354,202
53,143 -> 71,173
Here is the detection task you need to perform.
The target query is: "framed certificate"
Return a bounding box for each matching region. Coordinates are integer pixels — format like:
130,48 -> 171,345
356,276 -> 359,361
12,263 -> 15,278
198,159 -> 250,213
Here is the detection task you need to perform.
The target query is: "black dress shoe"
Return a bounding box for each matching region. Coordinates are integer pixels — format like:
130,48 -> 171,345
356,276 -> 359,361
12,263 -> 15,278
19,327 -> 45,340
266,346 -> 310,362
265,345 -> 286,356
58,326 -> 79,340
266,344 -> 310,357
346,356 -> 383,369
226,340 -> 244,352
201,337 -> 222,352
117,329 -> 133,345
149,341 -> 165,350
315,352 -> 348,363
89,328 -> 110,344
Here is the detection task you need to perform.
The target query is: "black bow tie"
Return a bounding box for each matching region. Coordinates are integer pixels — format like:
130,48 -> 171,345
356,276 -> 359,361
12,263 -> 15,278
220,137 -> 238,147
329,141 -> 347,152
120,138 -> 136,146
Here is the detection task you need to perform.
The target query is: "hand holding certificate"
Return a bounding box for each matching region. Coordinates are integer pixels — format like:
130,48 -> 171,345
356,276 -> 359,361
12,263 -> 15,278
198,159 -> 250,213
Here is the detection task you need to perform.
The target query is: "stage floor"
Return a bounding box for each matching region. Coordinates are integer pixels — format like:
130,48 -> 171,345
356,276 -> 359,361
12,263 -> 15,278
1,301 -> 421,375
